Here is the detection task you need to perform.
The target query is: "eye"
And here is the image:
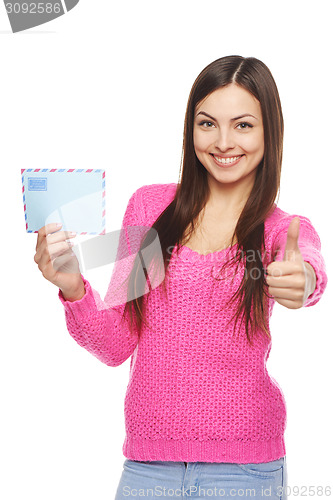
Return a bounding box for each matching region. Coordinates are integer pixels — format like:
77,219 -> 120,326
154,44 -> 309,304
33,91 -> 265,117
198,120 -> 215,128
236,122 -> 253,130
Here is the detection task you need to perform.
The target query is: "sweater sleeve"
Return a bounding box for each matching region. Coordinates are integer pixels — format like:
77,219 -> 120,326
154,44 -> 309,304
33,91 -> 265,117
58,186 -> 147,366
272,215 -> 328,307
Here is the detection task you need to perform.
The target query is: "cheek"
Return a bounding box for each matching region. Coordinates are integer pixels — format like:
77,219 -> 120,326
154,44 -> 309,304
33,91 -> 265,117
193,132 -> 200,151
241,132 -> 264,155
193,131 -> 206,153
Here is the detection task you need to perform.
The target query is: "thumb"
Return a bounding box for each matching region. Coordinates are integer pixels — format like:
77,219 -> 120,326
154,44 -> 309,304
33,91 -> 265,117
283,217 -> 301,262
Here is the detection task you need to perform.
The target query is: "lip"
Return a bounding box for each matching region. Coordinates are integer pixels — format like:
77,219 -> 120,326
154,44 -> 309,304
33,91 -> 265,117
210,154 -> 244,168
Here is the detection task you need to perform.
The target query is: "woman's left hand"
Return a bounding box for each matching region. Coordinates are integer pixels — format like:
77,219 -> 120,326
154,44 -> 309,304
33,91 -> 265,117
265,217 -> 317,309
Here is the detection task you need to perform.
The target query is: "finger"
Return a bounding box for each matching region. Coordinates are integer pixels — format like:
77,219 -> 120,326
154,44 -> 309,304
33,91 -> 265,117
268,286 -> 304,301
36,239 -> 72,270
266,275 -> 296,288
46,230 -> 76,245
274,297 -> 302,309
38,245 -> 76,279
283,217 -> 300,261
36,222 -> 62,251
46,239 -> 74,260
36,231 -> 76,262
266,261 -> 303,277
36,247 -> 55,279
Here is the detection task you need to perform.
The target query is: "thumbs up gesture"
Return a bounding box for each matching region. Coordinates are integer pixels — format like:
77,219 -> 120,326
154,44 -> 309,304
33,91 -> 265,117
265,217 -> 317,309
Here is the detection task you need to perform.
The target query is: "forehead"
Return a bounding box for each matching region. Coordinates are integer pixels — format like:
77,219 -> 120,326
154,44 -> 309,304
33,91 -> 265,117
195,84 -> 262,117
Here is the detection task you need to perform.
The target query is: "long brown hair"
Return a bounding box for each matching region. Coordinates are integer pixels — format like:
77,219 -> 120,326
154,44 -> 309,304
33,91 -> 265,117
122,55 -> 283,345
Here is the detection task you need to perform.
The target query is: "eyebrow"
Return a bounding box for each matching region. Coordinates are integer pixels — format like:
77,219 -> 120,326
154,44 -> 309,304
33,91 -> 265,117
196,111 -> 258,121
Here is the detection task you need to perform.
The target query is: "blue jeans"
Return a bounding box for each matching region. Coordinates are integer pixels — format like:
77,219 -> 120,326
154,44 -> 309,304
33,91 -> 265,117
115,456 -> 288,499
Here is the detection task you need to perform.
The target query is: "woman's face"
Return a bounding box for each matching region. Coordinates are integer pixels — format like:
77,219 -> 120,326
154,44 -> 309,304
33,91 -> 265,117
193,83 -> 264,192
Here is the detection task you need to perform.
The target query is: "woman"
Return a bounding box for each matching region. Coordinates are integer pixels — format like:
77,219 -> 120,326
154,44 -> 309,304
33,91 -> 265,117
34,56 -> 328,499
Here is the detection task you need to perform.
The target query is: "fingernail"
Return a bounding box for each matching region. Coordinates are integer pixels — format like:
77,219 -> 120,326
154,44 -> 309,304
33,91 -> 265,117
56,223 -> 62,227
70,232 -> 76,237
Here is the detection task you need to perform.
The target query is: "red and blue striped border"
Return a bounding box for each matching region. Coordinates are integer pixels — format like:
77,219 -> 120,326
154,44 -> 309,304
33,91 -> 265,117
21,168 -> 106,235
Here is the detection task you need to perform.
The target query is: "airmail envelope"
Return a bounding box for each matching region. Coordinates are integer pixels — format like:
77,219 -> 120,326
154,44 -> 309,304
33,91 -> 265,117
21,168 -> 105,234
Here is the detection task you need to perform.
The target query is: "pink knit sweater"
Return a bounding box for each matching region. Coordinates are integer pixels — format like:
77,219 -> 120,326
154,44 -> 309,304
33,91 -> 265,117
58,183 -> 328,463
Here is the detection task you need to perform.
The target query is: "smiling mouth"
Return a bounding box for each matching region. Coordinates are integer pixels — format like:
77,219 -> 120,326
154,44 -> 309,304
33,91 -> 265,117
210,154 -> 244,166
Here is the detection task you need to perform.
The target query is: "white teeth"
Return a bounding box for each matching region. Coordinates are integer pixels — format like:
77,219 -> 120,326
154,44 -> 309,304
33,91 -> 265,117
213,155 -> 242,164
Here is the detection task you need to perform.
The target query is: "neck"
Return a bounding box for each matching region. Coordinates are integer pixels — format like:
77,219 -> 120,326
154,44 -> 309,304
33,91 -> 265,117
206,173 -> 255,218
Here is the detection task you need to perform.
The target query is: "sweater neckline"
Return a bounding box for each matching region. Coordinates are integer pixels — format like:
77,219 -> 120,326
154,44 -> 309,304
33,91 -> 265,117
174,242 -> 238,262
169,203 -> 278,263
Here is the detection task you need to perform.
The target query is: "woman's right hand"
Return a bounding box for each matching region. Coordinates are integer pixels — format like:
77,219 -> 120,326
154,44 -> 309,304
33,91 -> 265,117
34,223 -> 85,300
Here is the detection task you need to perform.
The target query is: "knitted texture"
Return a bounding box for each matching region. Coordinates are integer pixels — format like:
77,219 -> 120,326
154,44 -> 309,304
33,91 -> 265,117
58,183 -> 328,463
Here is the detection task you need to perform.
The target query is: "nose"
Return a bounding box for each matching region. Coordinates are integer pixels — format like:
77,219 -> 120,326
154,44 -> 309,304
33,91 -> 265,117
214,128 -> 235,151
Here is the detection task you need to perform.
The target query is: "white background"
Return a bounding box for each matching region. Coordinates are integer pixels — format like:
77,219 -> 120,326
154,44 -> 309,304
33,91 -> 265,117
0,1 -> 332,499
